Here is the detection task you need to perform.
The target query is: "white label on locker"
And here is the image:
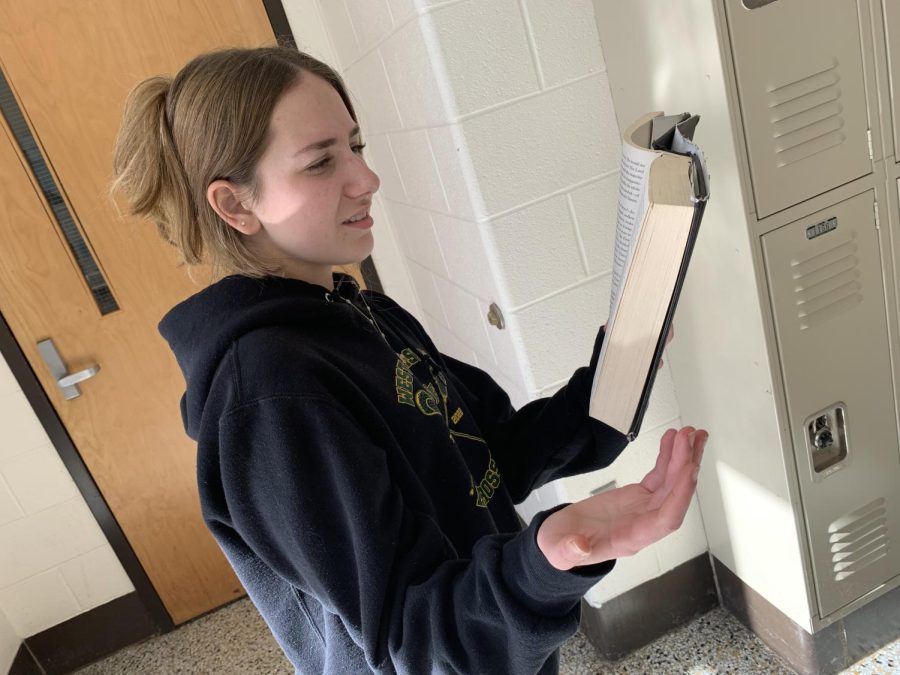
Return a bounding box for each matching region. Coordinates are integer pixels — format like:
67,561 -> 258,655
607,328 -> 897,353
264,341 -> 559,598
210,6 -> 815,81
806,217 -> 838,240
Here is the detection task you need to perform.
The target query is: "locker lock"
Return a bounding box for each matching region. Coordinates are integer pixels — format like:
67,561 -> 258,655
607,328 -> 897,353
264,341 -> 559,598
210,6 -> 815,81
805,405 -> 848,480
812,415 -> 834,449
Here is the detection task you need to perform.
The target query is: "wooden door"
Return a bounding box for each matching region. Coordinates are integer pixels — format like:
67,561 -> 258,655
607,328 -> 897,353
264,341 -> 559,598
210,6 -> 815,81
0,1 -> 284,624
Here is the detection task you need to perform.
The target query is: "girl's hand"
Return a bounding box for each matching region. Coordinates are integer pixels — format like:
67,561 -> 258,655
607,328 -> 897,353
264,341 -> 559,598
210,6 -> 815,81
536,426 -> 707,571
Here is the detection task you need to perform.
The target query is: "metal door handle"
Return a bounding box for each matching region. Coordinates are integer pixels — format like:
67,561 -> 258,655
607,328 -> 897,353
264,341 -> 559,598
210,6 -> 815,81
36,338 -> 101,400
58,366 -> 100,388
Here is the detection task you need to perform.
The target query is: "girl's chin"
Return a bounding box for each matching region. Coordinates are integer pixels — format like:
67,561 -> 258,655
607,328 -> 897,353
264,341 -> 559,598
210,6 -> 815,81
356,231 -> 376,257
335,237 -> 375,266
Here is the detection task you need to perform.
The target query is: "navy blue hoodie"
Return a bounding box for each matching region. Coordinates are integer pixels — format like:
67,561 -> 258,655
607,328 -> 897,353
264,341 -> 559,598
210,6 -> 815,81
158,272 -> 629,674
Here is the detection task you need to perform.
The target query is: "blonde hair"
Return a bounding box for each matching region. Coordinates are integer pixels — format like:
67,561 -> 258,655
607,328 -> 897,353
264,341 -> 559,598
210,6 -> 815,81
111,46 -> 357,279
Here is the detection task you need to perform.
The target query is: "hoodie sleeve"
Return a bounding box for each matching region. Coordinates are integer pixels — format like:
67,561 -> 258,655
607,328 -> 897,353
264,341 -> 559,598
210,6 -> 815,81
441,326 -> 629,503
218,395 -> 613,674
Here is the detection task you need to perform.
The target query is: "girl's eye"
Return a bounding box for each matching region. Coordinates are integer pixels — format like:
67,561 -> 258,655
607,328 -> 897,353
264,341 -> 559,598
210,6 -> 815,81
307,143 -> 366,174
308,156 -> 332,173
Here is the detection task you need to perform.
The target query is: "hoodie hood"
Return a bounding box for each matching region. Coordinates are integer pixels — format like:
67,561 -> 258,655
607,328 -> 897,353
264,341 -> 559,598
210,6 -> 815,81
158,272 -> 362,439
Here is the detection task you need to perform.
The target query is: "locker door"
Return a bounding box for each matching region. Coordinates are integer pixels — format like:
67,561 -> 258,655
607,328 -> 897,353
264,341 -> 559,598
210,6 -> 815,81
762,191 -> 900,618
885,0 -> 900,160
725,0 -> 872,218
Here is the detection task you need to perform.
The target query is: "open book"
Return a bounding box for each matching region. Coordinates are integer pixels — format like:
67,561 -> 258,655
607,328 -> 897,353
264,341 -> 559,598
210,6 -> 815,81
588,111 -> 710,440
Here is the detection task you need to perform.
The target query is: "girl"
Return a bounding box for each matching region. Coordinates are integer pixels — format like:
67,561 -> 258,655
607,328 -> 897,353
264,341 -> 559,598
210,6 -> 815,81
112,46 -> 707,674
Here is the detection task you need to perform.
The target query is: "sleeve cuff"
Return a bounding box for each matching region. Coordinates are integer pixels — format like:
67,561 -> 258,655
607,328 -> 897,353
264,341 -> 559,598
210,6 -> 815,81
501,505 -> 615,617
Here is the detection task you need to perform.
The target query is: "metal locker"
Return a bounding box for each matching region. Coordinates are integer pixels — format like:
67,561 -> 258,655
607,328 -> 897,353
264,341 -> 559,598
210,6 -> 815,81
885,0 -> 900,160
761,191 -> 900,617
725,0 -> 872,218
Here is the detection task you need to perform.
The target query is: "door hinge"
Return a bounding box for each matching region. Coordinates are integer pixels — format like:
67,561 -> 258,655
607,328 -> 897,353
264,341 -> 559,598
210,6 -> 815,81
867,129 -> 874,160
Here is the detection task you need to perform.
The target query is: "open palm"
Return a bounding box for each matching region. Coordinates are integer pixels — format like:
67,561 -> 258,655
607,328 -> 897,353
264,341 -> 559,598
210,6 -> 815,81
537,426 -> 708,570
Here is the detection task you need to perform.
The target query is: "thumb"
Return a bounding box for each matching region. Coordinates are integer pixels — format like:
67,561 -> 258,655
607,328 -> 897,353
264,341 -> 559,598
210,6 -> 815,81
566,535 -> 592,561
545,534 -> 592,571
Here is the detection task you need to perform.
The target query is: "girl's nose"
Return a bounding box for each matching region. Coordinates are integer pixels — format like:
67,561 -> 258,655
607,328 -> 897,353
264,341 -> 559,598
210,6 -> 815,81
347,153 -> 380,198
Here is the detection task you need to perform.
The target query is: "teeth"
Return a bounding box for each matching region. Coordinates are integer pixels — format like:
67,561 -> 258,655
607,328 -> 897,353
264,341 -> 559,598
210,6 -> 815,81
346,212 -> 367,223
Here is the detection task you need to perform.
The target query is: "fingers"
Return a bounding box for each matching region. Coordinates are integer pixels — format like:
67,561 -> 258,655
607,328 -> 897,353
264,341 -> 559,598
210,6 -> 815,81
654,428 -> 707,535
640,428 -> 677,492
656,458 -> 699,534
663,429 -> 707,483
641,427 -> 694,510
641,426 -> 705,494
692,430 -> 709,465
666,427 -> 696,478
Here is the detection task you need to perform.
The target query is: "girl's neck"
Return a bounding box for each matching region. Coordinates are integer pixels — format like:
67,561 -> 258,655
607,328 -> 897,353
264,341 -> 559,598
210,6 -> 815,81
276,260 -> 334,290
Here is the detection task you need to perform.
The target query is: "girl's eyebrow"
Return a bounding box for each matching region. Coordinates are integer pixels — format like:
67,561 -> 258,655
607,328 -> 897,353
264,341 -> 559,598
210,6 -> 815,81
296,125 -> 361,155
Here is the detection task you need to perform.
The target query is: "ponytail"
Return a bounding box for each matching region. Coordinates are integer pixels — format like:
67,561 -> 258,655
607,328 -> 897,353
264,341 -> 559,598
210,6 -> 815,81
111,76 -> 203,265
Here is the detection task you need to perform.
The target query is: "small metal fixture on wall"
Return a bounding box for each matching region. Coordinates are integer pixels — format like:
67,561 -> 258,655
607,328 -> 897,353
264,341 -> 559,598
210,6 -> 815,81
487,303 -> 505,330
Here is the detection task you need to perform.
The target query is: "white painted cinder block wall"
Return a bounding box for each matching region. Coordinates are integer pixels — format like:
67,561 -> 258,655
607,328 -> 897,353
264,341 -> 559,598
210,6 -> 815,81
301,0 -> 709,607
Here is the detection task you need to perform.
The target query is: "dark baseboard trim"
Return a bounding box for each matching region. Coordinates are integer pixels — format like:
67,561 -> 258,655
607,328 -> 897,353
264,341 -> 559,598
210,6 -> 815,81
12,592 -> 159,675
10,645 -> 41,675
713,556 -> 900,675
579,553 -> 718,659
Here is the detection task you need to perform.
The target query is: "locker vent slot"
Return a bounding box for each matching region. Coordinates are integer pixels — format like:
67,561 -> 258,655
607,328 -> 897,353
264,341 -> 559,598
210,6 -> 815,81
791,235 -> 861,329
828,498 -> 889,582
768,61 -> 845,167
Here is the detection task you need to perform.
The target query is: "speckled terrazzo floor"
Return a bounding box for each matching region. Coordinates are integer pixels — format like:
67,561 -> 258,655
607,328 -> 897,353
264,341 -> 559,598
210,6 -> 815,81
73,598 -> 900,674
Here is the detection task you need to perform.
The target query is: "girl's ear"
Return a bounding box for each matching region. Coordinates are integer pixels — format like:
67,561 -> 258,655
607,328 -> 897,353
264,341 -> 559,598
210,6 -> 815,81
207,180 -> 259,234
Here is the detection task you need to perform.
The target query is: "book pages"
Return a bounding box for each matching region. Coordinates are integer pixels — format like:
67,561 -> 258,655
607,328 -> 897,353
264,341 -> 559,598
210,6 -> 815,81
592,139 -> 657,420
609,143 -> 659,322
608,141 -> 657,318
